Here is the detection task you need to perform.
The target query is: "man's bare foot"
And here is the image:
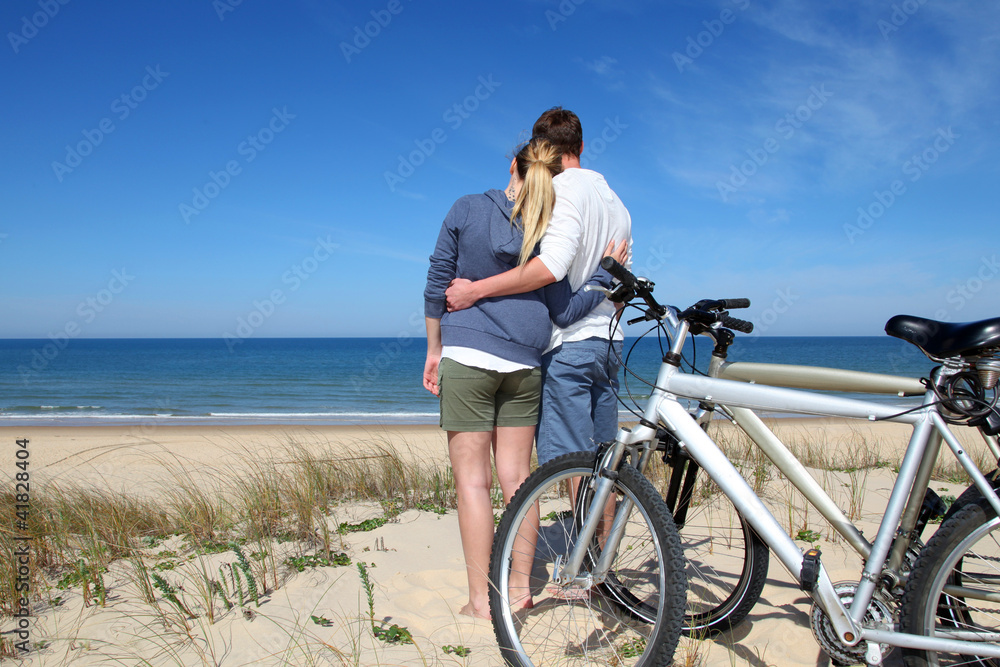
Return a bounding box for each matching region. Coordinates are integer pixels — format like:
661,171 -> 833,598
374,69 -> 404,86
459,601 -> 491,620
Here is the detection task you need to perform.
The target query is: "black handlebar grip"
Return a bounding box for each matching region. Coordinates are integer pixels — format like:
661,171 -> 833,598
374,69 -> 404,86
723,316 -> 754,334
600,256 -> 639,290
722,298 -> 751,310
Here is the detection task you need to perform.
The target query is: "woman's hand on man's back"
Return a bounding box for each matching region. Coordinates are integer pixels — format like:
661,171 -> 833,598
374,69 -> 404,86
603,240 -> 628,266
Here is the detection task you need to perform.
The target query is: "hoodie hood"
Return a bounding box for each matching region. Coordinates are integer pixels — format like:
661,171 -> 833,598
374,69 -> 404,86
484,189 -> 523,265
484,188 -> 513,220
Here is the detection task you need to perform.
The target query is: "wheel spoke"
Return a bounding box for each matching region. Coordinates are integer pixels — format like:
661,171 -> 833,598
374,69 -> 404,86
489,452 -> 686,666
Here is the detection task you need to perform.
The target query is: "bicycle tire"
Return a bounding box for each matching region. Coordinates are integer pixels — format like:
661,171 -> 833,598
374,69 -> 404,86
938,469 -> 1000,526
580,456 -> 769,635
669,461 -> 770,635
901,501 -> 1000,666
489,451 -> 686,666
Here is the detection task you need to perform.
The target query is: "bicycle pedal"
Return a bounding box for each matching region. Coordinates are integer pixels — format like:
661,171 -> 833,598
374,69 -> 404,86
801,548 -> 822,593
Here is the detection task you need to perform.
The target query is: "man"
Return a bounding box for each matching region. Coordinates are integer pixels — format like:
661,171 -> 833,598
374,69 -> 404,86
446,107 -> 632,464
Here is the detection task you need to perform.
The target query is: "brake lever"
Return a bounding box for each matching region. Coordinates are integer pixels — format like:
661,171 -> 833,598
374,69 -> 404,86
606,284 -> 635,304
584,285 -> 614,297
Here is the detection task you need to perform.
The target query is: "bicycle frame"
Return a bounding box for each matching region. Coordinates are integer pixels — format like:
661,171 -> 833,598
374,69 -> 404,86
563,318 -> 1000,659
712,359 -> 1000,565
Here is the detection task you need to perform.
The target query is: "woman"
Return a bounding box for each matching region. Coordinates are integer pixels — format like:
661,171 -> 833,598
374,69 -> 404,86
422,137 -> 624,619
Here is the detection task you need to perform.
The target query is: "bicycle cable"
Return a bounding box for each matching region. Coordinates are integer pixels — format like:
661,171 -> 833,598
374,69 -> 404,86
607,302 -> 668,421
866,371 -> 999,424
932,370 -> 999,422
609,299 -> 739,417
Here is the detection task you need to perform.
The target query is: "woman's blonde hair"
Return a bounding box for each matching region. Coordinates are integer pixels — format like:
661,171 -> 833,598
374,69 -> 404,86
511,137 -> 563,266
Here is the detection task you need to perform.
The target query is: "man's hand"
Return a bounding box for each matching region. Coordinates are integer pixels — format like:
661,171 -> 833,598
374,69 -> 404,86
423,353 -> 441,396
446,278 -> 477,312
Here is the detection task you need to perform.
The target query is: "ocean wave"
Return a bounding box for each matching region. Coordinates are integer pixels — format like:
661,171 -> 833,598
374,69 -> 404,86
0,410 -> 442,426
8,405 -> 104,412
207,411 -> 439,418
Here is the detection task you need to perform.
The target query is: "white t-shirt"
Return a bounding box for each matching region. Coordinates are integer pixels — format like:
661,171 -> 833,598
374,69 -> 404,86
441,346 -> 533,372
537,168 -> 632,349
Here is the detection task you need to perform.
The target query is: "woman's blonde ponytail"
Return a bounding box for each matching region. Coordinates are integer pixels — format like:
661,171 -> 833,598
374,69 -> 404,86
512,138 -> 562,266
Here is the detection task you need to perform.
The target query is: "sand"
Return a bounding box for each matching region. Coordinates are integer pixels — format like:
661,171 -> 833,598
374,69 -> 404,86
1,418 -> 992,666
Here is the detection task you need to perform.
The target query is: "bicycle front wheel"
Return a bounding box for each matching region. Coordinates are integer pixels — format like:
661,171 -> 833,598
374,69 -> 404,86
579,460 -> 768,635
489,451 -> 686,667
901,501 -> 1000,666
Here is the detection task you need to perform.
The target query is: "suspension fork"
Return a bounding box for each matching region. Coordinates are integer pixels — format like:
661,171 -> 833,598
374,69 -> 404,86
554,439 -> 630,586
662,434 -> 700,529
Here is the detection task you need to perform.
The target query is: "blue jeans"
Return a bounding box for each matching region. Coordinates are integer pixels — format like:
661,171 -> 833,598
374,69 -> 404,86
536,338 -> 623,465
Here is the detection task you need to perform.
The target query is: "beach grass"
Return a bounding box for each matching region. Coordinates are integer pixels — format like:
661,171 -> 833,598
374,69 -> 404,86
1,419 -> 989,665
1,434 -> 470,665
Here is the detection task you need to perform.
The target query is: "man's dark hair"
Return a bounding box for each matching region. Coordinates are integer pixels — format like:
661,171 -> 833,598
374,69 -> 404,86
532,106 -> 583,158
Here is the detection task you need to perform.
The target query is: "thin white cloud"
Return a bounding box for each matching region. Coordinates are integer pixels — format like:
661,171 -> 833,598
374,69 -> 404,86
648,1 -> 1000,202
583,56 -> 619,76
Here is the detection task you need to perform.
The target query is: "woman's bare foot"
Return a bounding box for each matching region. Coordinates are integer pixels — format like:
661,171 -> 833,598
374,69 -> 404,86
509,589 -> 533,611
459,601 -> 491,620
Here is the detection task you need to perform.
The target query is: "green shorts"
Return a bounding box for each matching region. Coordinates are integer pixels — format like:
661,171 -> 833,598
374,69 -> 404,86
438,357 -> 542,432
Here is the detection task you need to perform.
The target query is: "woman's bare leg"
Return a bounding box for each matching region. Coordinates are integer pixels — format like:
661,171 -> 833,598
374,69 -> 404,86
494,425 -> 538,610
448,429 -> 495,619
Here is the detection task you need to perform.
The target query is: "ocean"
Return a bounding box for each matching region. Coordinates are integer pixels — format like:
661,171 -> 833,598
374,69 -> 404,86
0,336 -> 936,426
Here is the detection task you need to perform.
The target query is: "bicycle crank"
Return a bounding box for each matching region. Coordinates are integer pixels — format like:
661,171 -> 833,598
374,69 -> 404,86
810,582 -> 894,665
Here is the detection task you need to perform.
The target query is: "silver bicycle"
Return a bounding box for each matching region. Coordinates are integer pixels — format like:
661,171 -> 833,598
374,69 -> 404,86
490,256 -> 1000,666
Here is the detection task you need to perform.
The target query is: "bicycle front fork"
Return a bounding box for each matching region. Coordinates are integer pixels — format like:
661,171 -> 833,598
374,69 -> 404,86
552,439 -> 637,587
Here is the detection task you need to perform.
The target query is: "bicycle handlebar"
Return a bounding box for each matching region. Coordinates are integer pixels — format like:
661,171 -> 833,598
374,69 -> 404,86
600,256 -> 639,291
722,316 -> 754,334
600,256 -> 666,319
599,256 -> 754,334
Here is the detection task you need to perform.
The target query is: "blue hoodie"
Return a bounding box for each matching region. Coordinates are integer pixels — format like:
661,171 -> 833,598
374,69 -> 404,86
424,189 -> 610,367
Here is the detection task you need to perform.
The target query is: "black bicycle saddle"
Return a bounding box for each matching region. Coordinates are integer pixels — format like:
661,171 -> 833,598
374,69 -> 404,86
885,315 -> 1000,358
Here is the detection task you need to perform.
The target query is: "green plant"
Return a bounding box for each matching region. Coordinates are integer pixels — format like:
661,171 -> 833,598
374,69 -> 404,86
337,516 -> 387,534
285,552 -> 351,572
443,644 -> 471,656
357,561 -> 413,645
618,636 -> 647,658
217,545 -> 260,609
413,501 -> 448,515
193,539 -> 239,555
796,529 -> 822,543
209,578 -> 232,612
375,624 -> 413,644
151,572 -> 195,618
56,559 -> 107,607
231,544 -> 260,604
358,562 -> 376,623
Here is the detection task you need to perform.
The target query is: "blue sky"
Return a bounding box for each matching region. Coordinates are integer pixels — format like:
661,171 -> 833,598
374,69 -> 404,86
1,0 -> 998,339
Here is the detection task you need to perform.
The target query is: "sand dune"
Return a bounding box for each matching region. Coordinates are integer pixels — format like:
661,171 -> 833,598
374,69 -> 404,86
2,419 -> 990,665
